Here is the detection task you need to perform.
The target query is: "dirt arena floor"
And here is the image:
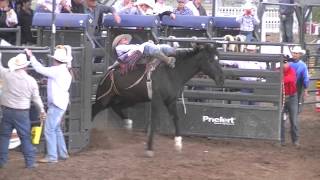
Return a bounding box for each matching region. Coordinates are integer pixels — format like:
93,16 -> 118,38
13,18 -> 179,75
0,101 -> 319,180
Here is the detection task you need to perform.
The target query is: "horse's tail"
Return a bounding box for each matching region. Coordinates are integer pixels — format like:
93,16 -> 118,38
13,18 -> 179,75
235,35 -> 246,52
223,35 -> 236,52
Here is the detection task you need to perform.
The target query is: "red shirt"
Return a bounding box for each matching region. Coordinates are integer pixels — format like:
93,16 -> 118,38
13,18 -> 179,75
283,66 -> 297,96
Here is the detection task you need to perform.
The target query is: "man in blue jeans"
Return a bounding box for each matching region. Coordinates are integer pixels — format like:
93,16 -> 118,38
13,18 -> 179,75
279,0 -> 295,42
289,46 -> 309,113
26,45 -> 72,163
0,53 -> 46,169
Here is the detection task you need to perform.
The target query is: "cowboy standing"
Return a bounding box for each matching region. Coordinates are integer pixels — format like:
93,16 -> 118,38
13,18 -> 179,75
112,34 -> 176,68
0,53 -> 46,169
289,46 -> 309,113
281,56 -> 299,146
25,45 -> 72,163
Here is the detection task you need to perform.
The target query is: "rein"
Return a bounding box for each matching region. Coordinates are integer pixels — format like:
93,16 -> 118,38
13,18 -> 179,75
97,69 -> 120,101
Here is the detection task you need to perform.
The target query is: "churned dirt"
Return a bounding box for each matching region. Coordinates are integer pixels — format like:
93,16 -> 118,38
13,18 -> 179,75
0,102 -> 319,180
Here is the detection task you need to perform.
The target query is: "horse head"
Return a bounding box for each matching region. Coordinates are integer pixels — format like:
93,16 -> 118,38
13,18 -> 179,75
196,44 -> 224,87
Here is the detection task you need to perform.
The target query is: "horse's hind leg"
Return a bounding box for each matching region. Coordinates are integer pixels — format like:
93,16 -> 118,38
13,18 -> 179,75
111,104 -> 133,130
167,101 -> 183,152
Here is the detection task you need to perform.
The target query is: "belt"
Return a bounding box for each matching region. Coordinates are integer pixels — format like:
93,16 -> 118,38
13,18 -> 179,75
2,106 -> 29,111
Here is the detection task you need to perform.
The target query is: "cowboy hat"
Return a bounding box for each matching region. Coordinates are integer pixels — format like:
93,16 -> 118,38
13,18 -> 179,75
48,45 -> 71,63
135,0 -> 155,9
8,53 -> 30,72
291,46 -> 306,54
112,34 -> 132,50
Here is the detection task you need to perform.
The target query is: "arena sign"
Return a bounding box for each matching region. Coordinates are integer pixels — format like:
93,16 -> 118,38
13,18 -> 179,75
202,115 -> 236,126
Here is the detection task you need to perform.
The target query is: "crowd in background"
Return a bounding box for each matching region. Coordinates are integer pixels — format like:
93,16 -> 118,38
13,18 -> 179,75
0,0 -> 210,46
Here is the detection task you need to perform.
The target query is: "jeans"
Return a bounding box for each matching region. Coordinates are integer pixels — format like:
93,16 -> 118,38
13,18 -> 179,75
143,42 -> 175,56
280,14 -> 293,43
0,106 -> 35,168
296,82 -> 304,114
281,94 -> 299,144
240,88 -> 256,105
239,31 -> 254,42
44,104 -> 68,161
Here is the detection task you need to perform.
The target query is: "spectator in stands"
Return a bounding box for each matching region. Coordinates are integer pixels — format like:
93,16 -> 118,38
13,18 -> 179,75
35,0 -> 72,13
25,45 -> 73,163
84,0 -> 121,34
71,0 -> 84,13
117,0 -> 175,19
154,0 -> 173,14
0,0 -> 18,44
281,56 -> 299,146
18,0 -> 35,45
279,0 -> 294,43
236,4 -> 259,42
0,53 -> 46,169
185,0 -> 206,16
112,0 -> 133,13
238,45 -> 265,105
289,46 -> 309,113
112,34 -> 176,68
173,0 -> 193,16
118,0 -> 154,15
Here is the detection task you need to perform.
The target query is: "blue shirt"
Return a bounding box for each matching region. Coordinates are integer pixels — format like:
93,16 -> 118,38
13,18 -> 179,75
173,7 -> 193,16
289,60 -> 309,89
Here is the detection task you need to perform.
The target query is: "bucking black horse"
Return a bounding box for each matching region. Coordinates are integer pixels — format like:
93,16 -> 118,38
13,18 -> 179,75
92,44 -> 224,157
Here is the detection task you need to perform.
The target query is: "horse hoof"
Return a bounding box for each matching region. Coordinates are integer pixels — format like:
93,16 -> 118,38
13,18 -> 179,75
174,136 -> 183,152
124,119 -> 133,130
145,150 -> 154,158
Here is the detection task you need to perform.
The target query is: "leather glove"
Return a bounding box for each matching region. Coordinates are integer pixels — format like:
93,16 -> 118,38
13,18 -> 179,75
39,111 -> 47,122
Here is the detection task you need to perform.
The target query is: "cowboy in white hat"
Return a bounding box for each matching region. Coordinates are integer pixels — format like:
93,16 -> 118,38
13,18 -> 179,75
26,45 -> 72,163
112,34 -> 176,68
289,45 -> 309,114
0,53 -> 46,169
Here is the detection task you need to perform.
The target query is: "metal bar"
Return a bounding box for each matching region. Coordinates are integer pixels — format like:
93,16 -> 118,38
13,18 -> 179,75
219,52 -> 282,62
187,79 -> 280,89
183,90 -> 280,103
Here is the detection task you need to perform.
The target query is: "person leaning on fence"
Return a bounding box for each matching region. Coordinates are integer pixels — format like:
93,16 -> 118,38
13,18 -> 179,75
289,46 -> 309,113
0,53 -> 46,169
236,4 -> 260,42
279,0 -> 295,43
25,45 -> 72,163
281,56 -> 299,147
110,34 -> 176,69
85,0 -> 121,33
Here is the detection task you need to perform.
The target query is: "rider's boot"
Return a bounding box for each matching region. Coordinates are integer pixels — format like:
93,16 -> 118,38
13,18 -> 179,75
153,52 -> 176,68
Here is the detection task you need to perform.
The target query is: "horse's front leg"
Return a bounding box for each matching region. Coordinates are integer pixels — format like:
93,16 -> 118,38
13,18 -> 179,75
167,101 -> 182,152
145,95 -> 163,157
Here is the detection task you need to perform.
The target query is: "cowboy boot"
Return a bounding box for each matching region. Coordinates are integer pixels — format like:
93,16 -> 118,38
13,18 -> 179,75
153,52 -> 176,68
